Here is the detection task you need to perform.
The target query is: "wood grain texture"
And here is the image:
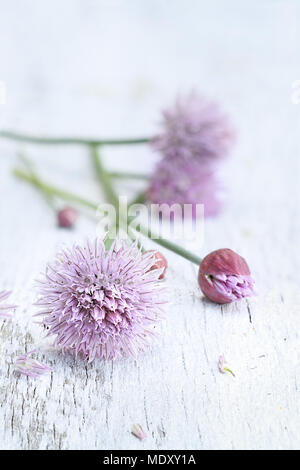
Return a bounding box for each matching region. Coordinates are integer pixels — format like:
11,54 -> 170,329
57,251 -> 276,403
0,0 -> 299,450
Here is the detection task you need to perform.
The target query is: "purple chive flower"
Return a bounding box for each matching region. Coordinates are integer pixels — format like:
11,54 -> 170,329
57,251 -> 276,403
0,290 -> 17,318
35,239 -> 165,362
57,206 -> 78,228
147,92 -> 235,218
151,91 -> 235,166
15,349 -> 53,378
147,158 -> 223,218
198,248 -> 255,304
131,424 -> 147,441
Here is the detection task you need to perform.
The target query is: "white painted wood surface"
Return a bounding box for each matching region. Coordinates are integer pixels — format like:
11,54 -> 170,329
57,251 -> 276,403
0,0 -> 300,450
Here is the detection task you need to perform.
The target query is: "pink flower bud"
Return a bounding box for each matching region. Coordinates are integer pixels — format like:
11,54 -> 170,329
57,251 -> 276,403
146,250 -> 168,279
198,248 -> 255,304
57,207 -> 78,228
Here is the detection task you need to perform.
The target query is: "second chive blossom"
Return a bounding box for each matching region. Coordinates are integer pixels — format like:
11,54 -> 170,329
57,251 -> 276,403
147,92 -> 235,218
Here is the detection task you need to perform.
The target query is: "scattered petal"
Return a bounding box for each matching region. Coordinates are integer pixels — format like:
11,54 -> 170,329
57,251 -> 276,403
218,355 -> 235,377
15,349 -> 53,378
131,424 -> 147,441
0,290 -> 17,319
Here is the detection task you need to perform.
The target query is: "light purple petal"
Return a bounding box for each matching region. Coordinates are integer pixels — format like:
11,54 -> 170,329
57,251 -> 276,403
15,350 -> 53,378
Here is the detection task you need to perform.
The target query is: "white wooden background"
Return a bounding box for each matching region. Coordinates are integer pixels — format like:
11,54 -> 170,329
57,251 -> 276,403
0,0 -> 300,450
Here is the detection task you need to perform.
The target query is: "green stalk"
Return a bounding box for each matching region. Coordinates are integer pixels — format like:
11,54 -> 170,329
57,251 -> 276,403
135,224 -> 202,265
90,144 -> 119,207
17,153 -> 56,209
109,171 -> 149,181
92,145 -> 202,265
224,367 -> 236,378
0,130 -> 150,147
91,146 -> 147,223
90,145 -> 139,246
13,169 -> 96,210
14,168 -> 202,266
130,191 -> 146,206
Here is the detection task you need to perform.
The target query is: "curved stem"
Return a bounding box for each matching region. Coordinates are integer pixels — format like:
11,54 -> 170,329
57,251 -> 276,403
17,153 -> 57,210
90,144 -> 119,207
13,169 -> 96,210
133,224 -> 202,265
14,168 -> 202,266
0,130 -> 150,147
224,367 -> 236,377
91,145 -> 144,248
